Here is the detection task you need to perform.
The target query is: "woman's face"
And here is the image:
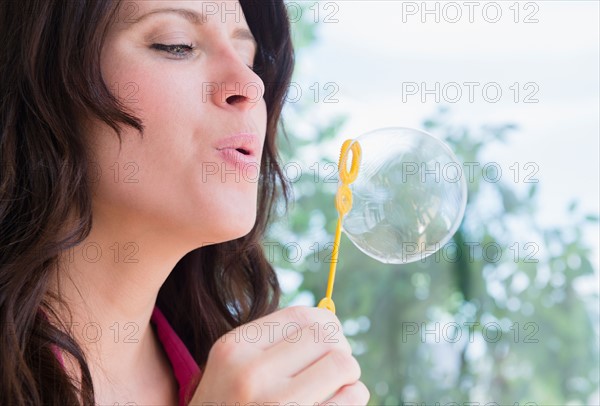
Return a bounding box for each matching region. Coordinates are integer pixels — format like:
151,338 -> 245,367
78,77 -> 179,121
87,0 -> 266,246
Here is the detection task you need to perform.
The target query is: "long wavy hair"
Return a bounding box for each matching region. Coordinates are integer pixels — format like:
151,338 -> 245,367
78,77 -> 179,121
0,0 -> 294,404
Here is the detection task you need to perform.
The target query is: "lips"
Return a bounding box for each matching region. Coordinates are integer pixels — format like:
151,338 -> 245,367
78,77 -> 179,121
215,133 -> 261,166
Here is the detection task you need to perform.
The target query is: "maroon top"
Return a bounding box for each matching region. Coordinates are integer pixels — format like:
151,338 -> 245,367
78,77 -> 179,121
151,305 -> 202,405
50,306 -> 202,406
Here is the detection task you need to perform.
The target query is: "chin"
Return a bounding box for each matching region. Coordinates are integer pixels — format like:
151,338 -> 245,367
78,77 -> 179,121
214,211 -> 257,243
234,216 -> 257,239
223,192 -> 259,238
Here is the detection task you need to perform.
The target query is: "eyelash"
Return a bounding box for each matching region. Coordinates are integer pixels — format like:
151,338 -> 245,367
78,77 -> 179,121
151,43 -> 196,59
151,43 -> 257,72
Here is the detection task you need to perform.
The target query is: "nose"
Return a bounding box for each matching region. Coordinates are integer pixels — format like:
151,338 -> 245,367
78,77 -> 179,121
206,47 -> 265,112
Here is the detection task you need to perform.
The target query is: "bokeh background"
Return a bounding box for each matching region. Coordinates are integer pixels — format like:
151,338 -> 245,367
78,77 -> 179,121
266,1 -> 599,405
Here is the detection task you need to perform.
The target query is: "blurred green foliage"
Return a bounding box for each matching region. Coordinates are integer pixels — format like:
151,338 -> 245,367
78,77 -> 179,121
267,7 -> 600,405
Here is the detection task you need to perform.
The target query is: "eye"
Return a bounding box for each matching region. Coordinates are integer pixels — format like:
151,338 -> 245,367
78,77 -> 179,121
151,43 -> 196,59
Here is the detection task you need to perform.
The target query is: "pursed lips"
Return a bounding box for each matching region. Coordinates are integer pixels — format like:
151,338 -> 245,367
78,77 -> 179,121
214,133 -> 261,166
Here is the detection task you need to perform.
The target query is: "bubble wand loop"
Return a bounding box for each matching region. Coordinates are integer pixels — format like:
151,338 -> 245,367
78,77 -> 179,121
317,139 -> 362,315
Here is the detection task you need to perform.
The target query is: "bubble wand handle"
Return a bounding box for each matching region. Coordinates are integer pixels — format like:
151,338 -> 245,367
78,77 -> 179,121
317,139 -> 362,314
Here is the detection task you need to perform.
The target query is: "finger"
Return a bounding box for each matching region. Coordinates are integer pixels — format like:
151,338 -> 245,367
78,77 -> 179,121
217,305 -> 343,350
264,320 -> 351,377
320,380 -> 370,406
285,349 -> 362,405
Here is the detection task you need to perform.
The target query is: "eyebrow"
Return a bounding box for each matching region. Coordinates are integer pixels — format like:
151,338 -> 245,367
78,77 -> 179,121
127,7 -> 257,48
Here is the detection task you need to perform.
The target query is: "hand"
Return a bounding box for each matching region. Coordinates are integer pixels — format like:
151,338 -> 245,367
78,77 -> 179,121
188,305 -> 370,406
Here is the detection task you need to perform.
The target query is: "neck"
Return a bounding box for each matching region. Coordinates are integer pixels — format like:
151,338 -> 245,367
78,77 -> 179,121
45,205 -> 200,392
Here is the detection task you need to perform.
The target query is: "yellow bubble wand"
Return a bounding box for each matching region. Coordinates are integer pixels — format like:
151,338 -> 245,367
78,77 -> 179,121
317,139 -> 362,314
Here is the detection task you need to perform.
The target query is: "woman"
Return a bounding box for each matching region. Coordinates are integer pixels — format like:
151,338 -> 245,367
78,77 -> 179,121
0,0 -> 370,405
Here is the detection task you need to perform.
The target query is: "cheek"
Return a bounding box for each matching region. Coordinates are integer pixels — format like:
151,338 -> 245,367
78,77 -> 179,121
99,44 -> 201,168
101,37 -> 191,123
106,72 -> 193,129
259,99 -> 267,131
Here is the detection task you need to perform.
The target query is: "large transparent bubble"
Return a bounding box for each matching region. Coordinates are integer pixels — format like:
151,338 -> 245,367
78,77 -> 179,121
341,127 -> 468,264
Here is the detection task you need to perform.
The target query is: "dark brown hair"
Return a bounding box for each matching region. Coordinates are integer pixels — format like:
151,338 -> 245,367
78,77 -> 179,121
0,0 -> 294,404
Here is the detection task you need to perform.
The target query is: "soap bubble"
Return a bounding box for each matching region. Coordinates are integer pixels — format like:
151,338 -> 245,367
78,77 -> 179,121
341,127 -> 468,264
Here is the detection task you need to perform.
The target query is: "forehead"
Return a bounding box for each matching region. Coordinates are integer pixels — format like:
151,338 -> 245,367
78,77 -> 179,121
115,0 -> 252,32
